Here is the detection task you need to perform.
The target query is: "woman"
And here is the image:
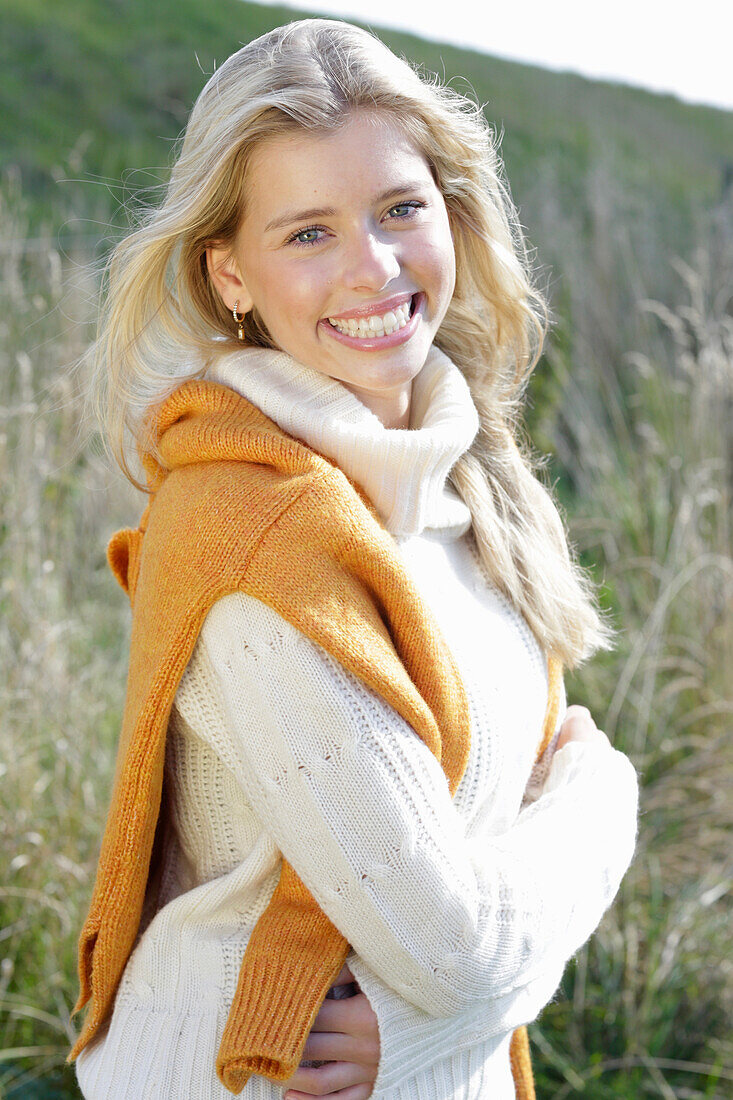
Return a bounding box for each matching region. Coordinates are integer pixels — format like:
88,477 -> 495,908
70,18 -> 639,1100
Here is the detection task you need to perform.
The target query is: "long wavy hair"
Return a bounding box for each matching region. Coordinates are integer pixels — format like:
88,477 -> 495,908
90,17 -> 613,667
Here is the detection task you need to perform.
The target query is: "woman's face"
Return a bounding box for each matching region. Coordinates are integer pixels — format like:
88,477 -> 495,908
207,110 -> 456,419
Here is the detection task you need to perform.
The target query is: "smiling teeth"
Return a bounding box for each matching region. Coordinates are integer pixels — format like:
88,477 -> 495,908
328,300 -> 412,337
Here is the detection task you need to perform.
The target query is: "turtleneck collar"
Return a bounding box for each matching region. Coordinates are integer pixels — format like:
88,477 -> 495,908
205,344 -> 479,539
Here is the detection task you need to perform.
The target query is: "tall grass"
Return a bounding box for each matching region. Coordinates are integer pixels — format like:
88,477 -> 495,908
530,231 -> 732,1095
0,177 -> 138,1098
0,170 -> 731,1098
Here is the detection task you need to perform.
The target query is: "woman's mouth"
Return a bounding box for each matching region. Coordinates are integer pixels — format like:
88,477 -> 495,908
320,293 -> 423,350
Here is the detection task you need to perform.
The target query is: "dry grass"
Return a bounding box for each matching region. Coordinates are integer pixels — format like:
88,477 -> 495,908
531,243 -> 733,1096
0,180 -> 138,1098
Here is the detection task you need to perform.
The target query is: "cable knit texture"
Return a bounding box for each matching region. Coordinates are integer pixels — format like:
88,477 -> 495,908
73,347 -> 639,1100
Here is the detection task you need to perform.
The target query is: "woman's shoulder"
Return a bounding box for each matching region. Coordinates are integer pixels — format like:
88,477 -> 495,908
141,376 -> 366,546
113,379 -> 390,616
150,377 -> 336,496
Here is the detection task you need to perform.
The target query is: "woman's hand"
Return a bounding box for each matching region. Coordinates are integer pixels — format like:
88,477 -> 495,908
282,965 -> 380,1100
556,705 -> 611,751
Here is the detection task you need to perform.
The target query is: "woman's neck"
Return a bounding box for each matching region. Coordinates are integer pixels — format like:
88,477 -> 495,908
341,379 -> 412,429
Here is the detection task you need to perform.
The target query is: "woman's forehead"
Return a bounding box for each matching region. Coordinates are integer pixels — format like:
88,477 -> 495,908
243,112 -> 434,223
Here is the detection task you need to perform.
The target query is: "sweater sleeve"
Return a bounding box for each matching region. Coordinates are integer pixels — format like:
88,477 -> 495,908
344,738 -> 623,1091
346,950 -> 565,1094
198,590 -> 639,1020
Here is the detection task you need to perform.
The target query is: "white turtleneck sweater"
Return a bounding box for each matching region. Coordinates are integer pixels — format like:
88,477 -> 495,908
76,346 -> 639,1100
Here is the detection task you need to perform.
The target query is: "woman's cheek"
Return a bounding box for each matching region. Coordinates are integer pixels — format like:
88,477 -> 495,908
277,257 -> 327,321
286,257 -> 338,329
253,261 -> 304,334
438,249 -> 457,312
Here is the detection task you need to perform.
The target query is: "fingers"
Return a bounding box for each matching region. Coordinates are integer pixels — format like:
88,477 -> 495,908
557,705 -> 611,750
565,704 -> 594,722
301,1000 -> 379,1064
282,986 -> 380,1098
283,1060 -> 373,1097
285,1084 -> 374,1100
301,1030 -> 374,1064
308,993 -> 377,1035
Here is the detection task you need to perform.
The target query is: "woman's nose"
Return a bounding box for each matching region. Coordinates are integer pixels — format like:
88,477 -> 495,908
341,231 -> 400,291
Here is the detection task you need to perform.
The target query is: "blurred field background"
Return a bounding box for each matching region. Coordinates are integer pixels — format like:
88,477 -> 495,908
1,1 -> 731,1096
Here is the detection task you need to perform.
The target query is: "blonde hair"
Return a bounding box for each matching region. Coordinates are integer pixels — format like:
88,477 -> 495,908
91,17 -> 612,667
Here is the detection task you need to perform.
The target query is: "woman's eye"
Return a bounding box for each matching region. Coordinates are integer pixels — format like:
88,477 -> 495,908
386,200 -> 425,219
288,226 -> 326,247
286,203 -> 425,247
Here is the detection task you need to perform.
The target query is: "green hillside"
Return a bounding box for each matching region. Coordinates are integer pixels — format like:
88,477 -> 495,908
3,0 -> 732,233
4,0 -> 732,425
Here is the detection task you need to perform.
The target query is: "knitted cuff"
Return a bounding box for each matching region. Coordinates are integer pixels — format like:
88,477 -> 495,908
216,860 -> 349,1094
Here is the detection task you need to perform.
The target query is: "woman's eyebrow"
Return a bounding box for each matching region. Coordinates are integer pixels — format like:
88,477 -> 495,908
263,180 -> 429,234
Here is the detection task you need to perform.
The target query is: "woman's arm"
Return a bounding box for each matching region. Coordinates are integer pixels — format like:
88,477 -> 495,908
340,716 -> 623,1094
282,707 -> 617,1100
194,591 -> 638,1019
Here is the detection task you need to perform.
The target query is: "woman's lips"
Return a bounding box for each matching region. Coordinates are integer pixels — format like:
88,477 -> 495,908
320,293 -> 424,351
326,291 -> 414,323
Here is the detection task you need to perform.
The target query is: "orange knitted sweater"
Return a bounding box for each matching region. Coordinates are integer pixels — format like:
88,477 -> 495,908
69,379 -> 563,1097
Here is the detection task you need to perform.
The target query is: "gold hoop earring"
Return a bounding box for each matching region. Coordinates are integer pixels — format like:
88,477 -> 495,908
232,300 -> 245,341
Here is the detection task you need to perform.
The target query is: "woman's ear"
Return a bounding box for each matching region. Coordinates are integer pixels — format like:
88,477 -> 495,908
205,243 -> 254,315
